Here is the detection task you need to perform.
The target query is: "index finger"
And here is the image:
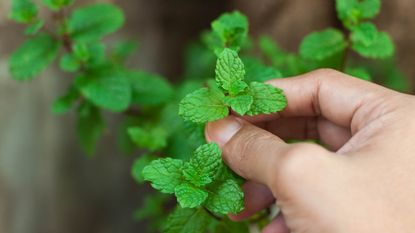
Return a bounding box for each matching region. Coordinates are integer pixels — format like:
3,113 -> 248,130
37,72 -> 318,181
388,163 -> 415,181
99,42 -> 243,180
246,69 -> 395,133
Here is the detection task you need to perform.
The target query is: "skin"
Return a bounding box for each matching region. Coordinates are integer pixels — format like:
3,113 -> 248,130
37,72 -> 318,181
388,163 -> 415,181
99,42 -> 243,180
205,69 -> 415,233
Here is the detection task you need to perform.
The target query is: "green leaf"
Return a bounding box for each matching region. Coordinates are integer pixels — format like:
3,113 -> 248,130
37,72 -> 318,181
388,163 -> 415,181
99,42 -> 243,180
76,68 -> 131,112
163,208 -> 212,233
132,154 -> 156,183
352,32 -> 394,59
24,19 -> 44,35
350,22 -> 378,46
51,87 -> 79,114
215,48 -> 246,92
59,53 -> 81,72
9,34 -> 61,81
68,3 -> 125,43
183,143 -> 222,187
179,88 -> 228,123
336,0 -> 381,26
142,158 -> 184,194
183,42 -> 216,80
214,218 -> 250,233
76,104 -> 104,156
228,80 -> 248,96
111,40 -> 139,63
209,11 -> 248,53
224,95 -> 253,115
85,43 -> 106,67
73,43 -> 90,61
175,183 -> 208,208
258,36 -> 287,67
42,0 -> 73,10
258,37 -> 305,76
346,67 -> 372,81
243,57 -> 283,83
204,179 -> 244,215
128,126 -> 168,151
247,82 -> 287,116
357,0 -> 381,19
9,0 -> 38,24
300,28 -> 347,61
336,0 -> 360,24
65,43 -> 106,68
128,71 -> 174,106
134,193 -> 168,221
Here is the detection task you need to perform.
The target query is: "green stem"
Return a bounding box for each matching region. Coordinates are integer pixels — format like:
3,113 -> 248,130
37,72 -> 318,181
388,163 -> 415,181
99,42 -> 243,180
340,36 -> 351,72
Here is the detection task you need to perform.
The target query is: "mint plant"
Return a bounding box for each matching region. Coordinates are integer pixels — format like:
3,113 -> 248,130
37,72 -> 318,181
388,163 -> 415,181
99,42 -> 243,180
7,0 -> 409,232
179,48 -> 287,123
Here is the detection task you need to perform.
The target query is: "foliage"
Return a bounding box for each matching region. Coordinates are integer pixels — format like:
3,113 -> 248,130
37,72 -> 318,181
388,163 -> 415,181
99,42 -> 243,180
8,0 -> 409,232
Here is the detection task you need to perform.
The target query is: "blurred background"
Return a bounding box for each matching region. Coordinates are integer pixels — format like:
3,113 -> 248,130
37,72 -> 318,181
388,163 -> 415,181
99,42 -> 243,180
0,0 -> 414,232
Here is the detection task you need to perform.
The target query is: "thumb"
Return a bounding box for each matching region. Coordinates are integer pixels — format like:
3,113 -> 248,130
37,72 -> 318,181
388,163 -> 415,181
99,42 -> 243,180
205,116 -> 334,193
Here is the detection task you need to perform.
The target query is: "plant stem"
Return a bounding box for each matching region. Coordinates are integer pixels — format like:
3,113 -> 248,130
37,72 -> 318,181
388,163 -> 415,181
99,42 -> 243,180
340,36 -> 351,72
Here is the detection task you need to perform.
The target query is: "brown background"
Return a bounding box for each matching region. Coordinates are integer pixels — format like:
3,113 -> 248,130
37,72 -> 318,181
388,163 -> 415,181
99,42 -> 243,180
0,0 -> 414,233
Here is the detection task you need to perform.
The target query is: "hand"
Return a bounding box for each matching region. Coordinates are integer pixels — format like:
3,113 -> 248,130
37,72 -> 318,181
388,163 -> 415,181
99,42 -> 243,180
205,69 -> 415,233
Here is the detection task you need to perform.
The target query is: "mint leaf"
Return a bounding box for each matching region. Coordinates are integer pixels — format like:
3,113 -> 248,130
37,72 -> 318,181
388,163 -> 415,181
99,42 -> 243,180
76,68 -> 131,112
128,126 -> 168,151
247,82 -> 287,115
163,208 -> 212,233
215,48 -> 246,92
352,32 -> 394,59
60,53 -> 81,73
68,3 -> 125,43
183,143 -> 222,187
357,0 -> 381,19
258,37 -> 305,76
52,87 -> 79,114
9,0 -> 38,24
42,0 -> 73,10
300,28 -> 347,61
336,0 -> 361,25
336,0 -> 381,26
142,158 -> 184,194
9,34 -> 61,81
76,104 -> 104,156
210,11 -> 248,54
134,193 -> 168,221
179,88 -> 228,123
228,80 -> 248,96
128,71 -> 174,106
204,179 -> 244,215
214,218 -> 250,233
243,57 -> 283,83
85,44 -> 107,68
224,95 -> 253,115
175,183 -> 208,208
24,19 -> 44,35
351,22 -> 378,46
111,40 -> 139,63
132,154 -> 156,183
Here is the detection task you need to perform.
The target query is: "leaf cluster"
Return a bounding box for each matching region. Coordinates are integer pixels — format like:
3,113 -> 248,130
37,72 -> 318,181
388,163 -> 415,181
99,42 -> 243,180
179,48 -> 287,123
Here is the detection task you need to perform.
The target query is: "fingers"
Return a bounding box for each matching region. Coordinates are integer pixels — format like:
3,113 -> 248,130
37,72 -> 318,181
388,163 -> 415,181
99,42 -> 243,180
262,215 -> 289,233
317,118 -> 351,151
205,116 -> 333,188
230,181 -> 274,221
248,69 -> 394,132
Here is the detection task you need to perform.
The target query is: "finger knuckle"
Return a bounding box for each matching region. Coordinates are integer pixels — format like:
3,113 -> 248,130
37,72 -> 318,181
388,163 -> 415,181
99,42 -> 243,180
237,130 -> 272,162
276,143 -> 327,184
311,68 -> 340,78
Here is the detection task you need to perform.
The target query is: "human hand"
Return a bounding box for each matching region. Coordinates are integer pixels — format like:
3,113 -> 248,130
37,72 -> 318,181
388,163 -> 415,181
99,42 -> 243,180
205,69 -> 415,233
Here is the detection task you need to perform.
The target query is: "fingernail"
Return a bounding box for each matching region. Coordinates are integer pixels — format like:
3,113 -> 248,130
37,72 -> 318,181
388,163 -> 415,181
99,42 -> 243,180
206,116 -> 242,147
